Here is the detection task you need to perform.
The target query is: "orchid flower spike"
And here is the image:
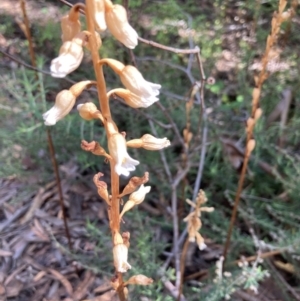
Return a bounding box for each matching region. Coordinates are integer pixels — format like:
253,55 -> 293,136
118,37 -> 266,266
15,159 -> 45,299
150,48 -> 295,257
104,0 -> 138,49
108,132 -> 139,177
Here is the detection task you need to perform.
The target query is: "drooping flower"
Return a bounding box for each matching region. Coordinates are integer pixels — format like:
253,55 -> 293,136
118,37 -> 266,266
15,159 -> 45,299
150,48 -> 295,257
113,232 -> 131,273
108,88 -> 158,108
60,11 -> 81,42
120,65 -> 161,98
50,34 -> 85,78
43,90 -> 75,126
92,0 -> 107,31
43,81 -> 93,125
104,1 -> 138,49
120,184 -> 151,218
100,59 -> 161,99
126,134 -> 171,150
108,133 -> 139,177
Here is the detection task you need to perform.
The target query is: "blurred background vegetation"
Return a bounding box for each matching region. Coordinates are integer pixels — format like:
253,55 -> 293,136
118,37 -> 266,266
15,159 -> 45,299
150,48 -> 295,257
1,0 -> 300,300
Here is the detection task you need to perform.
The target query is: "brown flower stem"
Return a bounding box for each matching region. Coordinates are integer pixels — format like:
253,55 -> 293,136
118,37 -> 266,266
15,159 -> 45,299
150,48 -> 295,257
223,148 -> 252,261
85,0 -> 111,119
19,0 -> 72,252
47,129 -> 72,251
85,1 -> 124,299
19,0 -> 36,69
177,239 -> 190,301
223,0 -> 286,264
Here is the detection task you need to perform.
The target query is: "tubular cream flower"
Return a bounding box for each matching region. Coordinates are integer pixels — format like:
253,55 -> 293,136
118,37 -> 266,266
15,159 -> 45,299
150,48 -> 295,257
92,0 -> 107,31
50,34 -> 84,78
120,184 -> 151,218
120,65 -> 161,98
108,88 -> 158,108
113,232 -> 131,273
129,184 -> 151,205
126,134 -> 171,150
100,59 -> 161,99
113,244 -> 131,273
108,133 -> 139,177
105,1 -> 138,49
43,81 -> 93,126
43,90 -> 75,126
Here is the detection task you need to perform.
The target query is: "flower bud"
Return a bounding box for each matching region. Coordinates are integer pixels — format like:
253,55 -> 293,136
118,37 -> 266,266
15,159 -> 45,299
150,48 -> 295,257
43,90 -> 76,126
105,1 -> 138,49
50,34 -> 85,78
127,134 -> 170,150
77,102 -> 99,120
92,0 -> 107,31
125,274 -> 153,286
129,184 -> 151,205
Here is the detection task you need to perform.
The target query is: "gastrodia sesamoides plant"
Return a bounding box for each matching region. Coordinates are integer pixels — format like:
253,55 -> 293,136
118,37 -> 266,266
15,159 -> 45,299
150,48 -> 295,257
43,0 -> 170,299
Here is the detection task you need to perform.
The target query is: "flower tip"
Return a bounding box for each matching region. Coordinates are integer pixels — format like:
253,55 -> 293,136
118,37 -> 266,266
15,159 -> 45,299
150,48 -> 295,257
115,165 -> 130,177
199,242 -> 207,250
141,184 -> 151,194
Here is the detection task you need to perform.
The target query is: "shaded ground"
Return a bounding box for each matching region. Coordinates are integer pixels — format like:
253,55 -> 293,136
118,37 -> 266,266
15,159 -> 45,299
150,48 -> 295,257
1,0 -> 300,300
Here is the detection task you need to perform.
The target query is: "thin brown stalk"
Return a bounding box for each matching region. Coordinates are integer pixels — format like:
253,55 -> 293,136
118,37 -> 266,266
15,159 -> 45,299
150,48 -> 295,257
177,239 -> 190,301
47,129 -> 72,250
19,0 -> 36,69
223,0 -> 288,263
19,0 -> 72,252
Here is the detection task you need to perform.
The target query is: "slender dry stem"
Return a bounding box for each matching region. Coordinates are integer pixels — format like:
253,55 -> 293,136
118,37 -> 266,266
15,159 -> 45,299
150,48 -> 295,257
19,0 -> 73,252
223,0 -> 288,263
